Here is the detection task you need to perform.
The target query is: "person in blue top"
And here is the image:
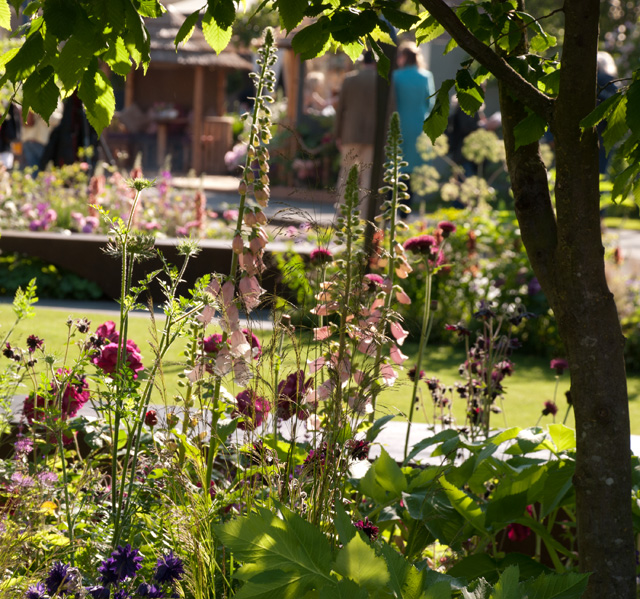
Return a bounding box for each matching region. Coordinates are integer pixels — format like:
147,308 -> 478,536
391,41 -> 435,209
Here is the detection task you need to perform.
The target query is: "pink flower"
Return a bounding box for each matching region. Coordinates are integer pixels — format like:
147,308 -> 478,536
93,340 -> 144,378
23,368 -> 90,424
437,221 -> 457,237
202,334 -> 226,354
390,321 -> 409,345
310,247 -> 333,266
96,321 -> 119,343
403,235 -> 437,255
390,344 -> 408,365
395,289 -> 412,305
238,276 -> 265,312
550,358 -> 569,375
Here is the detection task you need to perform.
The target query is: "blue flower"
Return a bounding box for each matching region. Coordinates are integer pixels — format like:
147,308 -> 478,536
137,582 -> 165,597
24,582 -> 46,599
154,552 -> 184,585
99,544 -> 144,584
45,562 -> 72,596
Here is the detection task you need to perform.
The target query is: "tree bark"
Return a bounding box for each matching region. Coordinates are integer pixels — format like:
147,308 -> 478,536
420,0 -> 636,596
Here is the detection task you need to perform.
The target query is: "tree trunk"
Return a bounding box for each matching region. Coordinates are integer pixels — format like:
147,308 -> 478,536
420,0 -> 637,595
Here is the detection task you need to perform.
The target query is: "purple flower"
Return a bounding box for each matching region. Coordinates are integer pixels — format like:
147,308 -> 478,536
137,582 -> 165,597
277,371 -> 313,421
38,471 -> 58,486
24,582 -> 46,599
99,544 -> 144,584
550,358 -> 569,375
403,235 -> 437,255
45,562 -> 72,596
408,366 -> 425,382
154,551 -> 185,585
354,518 -> 379,542
202,333 -> 226,355
113,590 -> 131,599
87,587 -> 110,599
233,389 -> 270,430
528,277 -> 542,296
95,321 -> 120,343
14,436 -> 34,456
542,400 -> 558,416
310,247 -> 333,266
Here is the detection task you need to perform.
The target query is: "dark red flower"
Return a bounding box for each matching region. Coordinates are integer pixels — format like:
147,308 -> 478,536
437,221 -> 457,237
542,400 -> 558,416
347,439 -> 371,460
408,366 -> 425,382
202,333 -> 226,355
23,368 -> 90,424
277,370 -> 313,420
354,517 -> 379,542
145,410 -> 158,428
233,389 -> 270,430
506,505 -> 534,542
403,235 -> 437,255
550,358 -> 569,375
26,335 -> 44,353
310,247 -> 333,266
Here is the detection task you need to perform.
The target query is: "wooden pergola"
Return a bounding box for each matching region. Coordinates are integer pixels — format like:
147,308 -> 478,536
123,7 -> 253,173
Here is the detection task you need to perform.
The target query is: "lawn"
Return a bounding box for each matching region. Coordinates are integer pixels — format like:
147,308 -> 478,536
4,302 -> 640,434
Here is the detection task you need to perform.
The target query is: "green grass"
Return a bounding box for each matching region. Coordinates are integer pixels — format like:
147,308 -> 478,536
4,303 -> 640,434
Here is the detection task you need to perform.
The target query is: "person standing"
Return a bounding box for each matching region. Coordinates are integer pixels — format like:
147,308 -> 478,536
334,51 -> 378,209
391,42 -> 435,208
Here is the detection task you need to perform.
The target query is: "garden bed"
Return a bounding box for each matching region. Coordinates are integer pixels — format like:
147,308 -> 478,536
0,230 -> 313,300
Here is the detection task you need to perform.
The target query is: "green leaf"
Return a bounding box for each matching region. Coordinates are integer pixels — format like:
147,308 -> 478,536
381,6 -> 419,30
602,93 -> 628,155
22,65 -> 59,123
424,79 -> 454,143
379,542 -> 425,599
540,461 -> 574,518
485,491 -> 528,530
415,15 -> 445,45
202,10 -> 232,54
580,91 -> 622,129
444,37 -> 458,55
373,447 -> 407,496
455,69 -> 484,115
334,501 -> 357,546
209,0 -> 235,30
448,555 -> 499,585
368,35 -> 390,80
366,414 -> 396,442
421,580 -> 452,599
334,534 -> 390,589
2,30 -> 43,84
42,0 -> 79,40
276,0 -> 308,32
547,424 -> 575,452
291,21 -> 329,60
439,475 -> 485,533
137,0 -> 165,18
491,565 -> 521,599
0,0 -> 8,30
77,59 -> 116,136
625,79 -> 640,137
57,34 -> 100,90
123,0 -> 150,69
521,571 -> 590,599
175,10 -> 200,47
341,40 -> 365,64
319,579 -> 367,599
103,36 -> 131,77
505,428 -> 553,455
513,112 -> 548,148
405,428 -> 459,464
234,568 -> 322,599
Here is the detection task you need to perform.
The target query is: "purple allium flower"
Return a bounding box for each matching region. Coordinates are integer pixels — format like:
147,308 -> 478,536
14,436 -> 34,456
437,221 -> 457,237
408,366 -> 425,382
136,582 -> 165,597
24,582 -> 46,599
310,247 -> 333,266
99,544 -> 143,584
45,562 -> 72,596
233,389 -> 271,430
550,358 -> 569,375
354,517 -> 379,542
242,329 -> 262,360
542,400 -> 558,416
403,235 -> 437,255
87,586 -> 111,599
26,335 -> 44,353
154,551 -> 185,585
277,370 -> 313,421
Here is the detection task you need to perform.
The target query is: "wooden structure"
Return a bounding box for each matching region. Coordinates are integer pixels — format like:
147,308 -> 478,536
121,6 -> 252,174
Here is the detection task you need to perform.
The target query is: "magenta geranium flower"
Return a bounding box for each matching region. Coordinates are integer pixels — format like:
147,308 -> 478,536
202,333 -> 226,355
93,340 -> 144,378
96,321 -> 120,344
23,368 -> 90,424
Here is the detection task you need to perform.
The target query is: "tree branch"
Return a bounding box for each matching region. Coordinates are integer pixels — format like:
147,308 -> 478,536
418,0 -> 555,122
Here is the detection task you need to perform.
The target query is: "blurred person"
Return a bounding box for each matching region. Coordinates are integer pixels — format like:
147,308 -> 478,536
22,110 -> 60,172
390,41 -> 435,208
304,71 -> 330,114
597,51 -> 619,174
334,51 -> 378,210
0,102 -> 20,169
